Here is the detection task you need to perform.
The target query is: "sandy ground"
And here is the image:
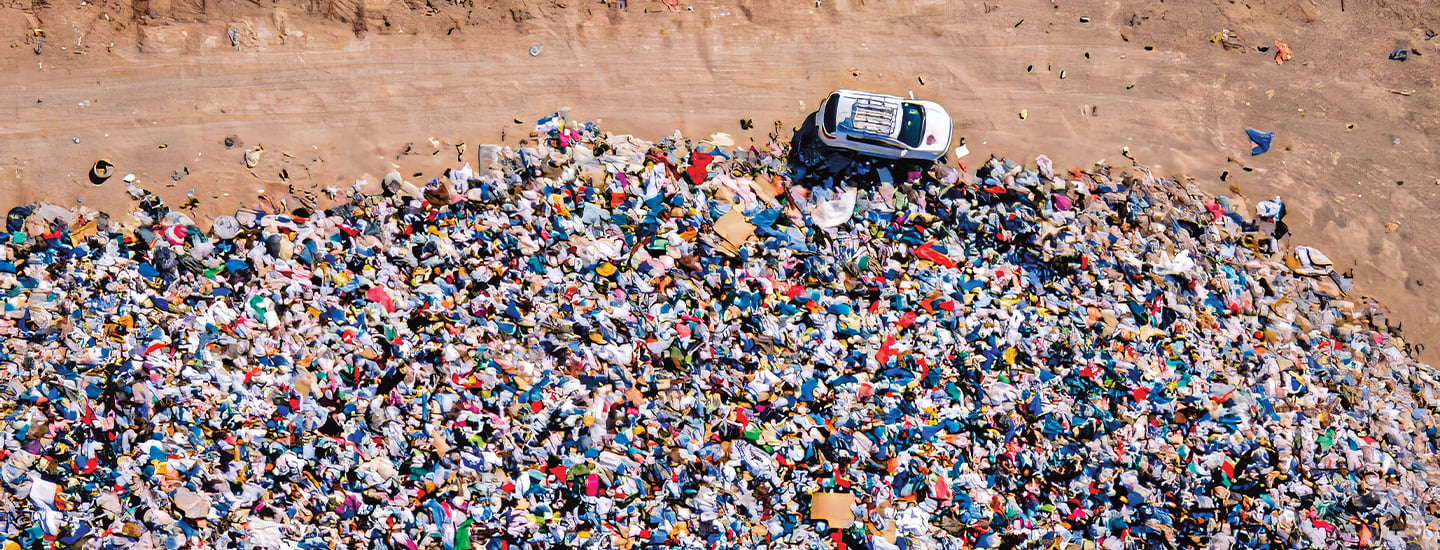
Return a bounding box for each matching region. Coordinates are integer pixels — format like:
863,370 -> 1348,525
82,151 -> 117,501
1,0 -> 1438,359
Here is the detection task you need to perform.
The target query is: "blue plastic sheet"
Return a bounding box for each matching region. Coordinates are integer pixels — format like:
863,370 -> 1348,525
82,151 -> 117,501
1246,128 -> 1274,155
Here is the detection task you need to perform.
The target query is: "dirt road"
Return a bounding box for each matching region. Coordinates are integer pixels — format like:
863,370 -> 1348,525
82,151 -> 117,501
2,0 -> 1437,358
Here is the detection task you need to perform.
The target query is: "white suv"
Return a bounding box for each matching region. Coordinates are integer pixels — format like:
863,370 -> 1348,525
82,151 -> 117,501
812,89 -> 953,161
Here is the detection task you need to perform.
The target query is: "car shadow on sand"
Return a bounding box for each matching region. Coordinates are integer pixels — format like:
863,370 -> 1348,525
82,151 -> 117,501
786,113 -> 943,189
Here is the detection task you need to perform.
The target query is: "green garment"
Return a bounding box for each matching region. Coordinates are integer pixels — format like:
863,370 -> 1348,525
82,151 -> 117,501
455,517 -> 474,550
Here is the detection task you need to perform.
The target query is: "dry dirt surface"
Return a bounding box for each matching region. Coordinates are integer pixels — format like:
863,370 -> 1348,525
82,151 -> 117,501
1,0 -> 1438,359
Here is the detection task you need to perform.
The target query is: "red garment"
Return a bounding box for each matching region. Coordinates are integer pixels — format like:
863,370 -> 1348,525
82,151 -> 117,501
932,474 -> 954,501
876,334 -> 897,365
547,464 -> 568,480
899,311 -> 918,329
914,241 -> 958,269
686,152 -> 715,184
646,150 -> 681,181
1131,386 -> 1150,403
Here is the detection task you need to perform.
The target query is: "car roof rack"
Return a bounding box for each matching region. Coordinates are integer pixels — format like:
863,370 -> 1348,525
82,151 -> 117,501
847,94 -> 899,138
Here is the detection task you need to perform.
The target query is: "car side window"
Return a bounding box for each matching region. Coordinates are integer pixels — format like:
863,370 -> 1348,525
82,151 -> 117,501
847,135 -> 896,148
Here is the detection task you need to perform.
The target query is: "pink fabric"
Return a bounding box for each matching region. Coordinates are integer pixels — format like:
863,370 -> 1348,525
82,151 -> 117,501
585,473 -> 600,497
1205,202 -> 1225,221
366,286 -> 395,313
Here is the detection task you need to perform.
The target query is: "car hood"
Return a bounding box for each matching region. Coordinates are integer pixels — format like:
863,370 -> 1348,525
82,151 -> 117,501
913,100 -> 953,153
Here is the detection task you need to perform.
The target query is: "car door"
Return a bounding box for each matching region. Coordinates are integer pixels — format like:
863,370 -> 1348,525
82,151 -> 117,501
845,134 -> 903,159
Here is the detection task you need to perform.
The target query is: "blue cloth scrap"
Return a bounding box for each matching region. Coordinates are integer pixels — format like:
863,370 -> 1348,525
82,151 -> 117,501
748,208 -> 782,229
1246,129 -> 1274,155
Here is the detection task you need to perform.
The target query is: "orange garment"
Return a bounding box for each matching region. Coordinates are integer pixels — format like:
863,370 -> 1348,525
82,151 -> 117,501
1274,38 -> 1294,64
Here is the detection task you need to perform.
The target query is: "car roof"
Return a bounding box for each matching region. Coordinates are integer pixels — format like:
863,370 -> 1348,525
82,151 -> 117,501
831,90 -> 905,139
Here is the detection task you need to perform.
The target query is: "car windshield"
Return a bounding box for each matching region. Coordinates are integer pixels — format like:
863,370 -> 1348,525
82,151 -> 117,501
898,103 -> 925,147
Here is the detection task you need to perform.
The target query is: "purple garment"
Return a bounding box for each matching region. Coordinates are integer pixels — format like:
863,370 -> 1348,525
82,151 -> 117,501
1053,193 -> 1073,212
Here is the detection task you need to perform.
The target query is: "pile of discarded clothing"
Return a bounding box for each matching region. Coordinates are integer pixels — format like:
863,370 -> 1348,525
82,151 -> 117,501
0,114 -> 1434,550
